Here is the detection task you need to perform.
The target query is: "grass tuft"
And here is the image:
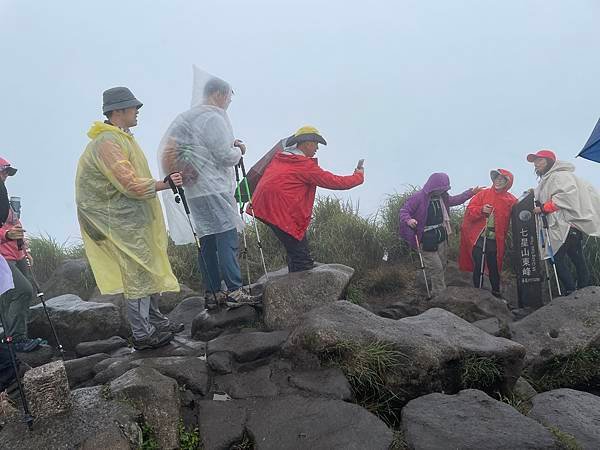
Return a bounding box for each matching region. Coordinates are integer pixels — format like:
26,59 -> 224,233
319,340 -> 408,426
548,427 -> 582,450
178,421 -> 203,450
460,355 -> 503,391
530,347 -> 600,391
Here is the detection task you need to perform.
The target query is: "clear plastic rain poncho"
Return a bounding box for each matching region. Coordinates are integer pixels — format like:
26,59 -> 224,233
76,122 -> 179,299
158,66 -> 244,244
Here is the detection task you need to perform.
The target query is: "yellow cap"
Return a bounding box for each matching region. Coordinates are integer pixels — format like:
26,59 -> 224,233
286,125 -> 327,146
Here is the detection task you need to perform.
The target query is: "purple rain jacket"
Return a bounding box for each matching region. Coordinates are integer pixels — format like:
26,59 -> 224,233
398,173 -> 474,249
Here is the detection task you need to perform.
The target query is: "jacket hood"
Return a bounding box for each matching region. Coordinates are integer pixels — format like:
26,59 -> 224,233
87,121 -> 131,140
542,160 -> 575,179
423,173 -> 450,195
491,168 -> 514,192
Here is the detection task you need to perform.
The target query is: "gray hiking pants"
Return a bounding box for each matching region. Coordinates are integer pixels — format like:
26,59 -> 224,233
421,239 -> 448,296
126,295 -> 169,341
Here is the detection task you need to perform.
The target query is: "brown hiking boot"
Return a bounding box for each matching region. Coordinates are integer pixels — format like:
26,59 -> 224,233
205,291 -> 227,310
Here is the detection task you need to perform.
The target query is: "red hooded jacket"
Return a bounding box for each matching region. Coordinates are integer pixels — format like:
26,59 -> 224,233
249,153 -> 364,240
458,169 -> 517,273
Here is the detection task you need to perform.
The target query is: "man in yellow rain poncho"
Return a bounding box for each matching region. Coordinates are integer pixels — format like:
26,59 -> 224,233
76,87 -> 184,350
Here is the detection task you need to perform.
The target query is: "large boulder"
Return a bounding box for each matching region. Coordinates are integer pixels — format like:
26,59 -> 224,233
191,305 -> 258,340
429,286 -> 513,323
214,365 -> 279,399
263,263 -> 354,329
168,296 -> 205,335
41,258 -> 96,302
510,287 -> 600,374
28,294 -> 127,350
110,367 -> 180,449
207,330 -> 289,362
286,301 -> 525,402
65,353 -> 111,387
401,389 -> 558,449
75,336 -> 128,357
197,395 -> 393,450
528,389 -> 600,449
0,386 -> 141,449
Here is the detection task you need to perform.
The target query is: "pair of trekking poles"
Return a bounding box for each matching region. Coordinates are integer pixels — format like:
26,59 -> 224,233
535,200 -> 562,300
0,243 -> 65,430
163,156 -> 269,306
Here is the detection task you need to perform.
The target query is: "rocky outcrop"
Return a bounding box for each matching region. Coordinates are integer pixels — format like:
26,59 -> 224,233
262,264 -> 354,329
41,259 -> 95,302
429,286 -> 513,323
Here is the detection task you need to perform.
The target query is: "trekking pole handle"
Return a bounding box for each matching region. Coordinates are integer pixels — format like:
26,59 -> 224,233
534,201 -> 549,229
163,173 -> 179,195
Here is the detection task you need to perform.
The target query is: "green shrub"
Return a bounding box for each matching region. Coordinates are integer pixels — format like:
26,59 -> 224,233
178,421 -> 203,450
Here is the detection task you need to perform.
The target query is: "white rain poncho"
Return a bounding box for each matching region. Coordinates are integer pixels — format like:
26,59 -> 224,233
158,66 -> 243,244
535,160 -> 600,258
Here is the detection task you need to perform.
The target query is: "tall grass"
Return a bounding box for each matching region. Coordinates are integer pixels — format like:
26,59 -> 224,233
27,191 -> 600,291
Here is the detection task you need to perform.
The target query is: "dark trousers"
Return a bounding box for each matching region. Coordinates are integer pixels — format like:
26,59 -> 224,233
472,240 -> 500,293
554,228 -> 589,294
268,224 -> 314,273
0,259 -> 33,341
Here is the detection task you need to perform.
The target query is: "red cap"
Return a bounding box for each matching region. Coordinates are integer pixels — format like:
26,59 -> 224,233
0,157 -> 17,176
527,149 -> 556,163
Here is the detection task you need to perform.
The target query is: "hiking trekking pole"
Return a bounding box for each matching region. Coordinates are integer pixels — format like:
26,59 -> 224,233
414,233 -> 431,299
25,260 -> 64,358
535,201 -> 562,297
536,215 -> 554,301
164,174 -> 219,306
0,310 -> 34,429
238,158 -> 269,281
234,165 -> 252,286
478,210 -> 494,289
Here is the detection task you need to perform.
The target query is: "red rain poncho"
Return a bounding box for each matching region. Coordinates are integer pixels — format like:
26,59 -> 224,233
458,169 -> 517,273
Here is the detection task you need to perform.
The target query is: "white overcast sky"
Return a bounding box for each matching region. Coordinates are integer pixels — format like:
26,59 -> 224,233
1,0 -> 599,243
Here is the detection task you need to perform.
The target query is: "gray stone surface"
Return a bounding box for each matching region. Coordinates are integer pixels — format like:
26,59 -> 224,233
510,286 -> 600,373
28,294 -> 126,350
207,330 -> 289,362
286,301 -> 525,401
16,343 -> 55,367
247,395 -> 393,450
289,368 -> 352,400
528,388 -> 600,450
208,351 -> 233,374
168,296 -> 205,336
473,317 -> 511,338
513,376 -> 537,401
197,400 -> 248,450
65,353 -> 110,387
214,366 -> 279,398
0,386 -> 141,449
110,367 -> 180,449
75,336 -> 128,357
191,305 -> 258,340
263,263 -> 354,329
197,395 -> 393,450
429,286 -> 513,323
401,389 -> 558,449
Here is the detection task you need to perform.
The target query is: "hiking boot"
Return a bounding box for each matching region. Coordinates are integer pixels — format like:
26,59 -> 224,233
133,330 -> 174,351
14,338 -> 44,353
158,322 -> 185,334
225,288 -> 262,308
205,291 -> 227,310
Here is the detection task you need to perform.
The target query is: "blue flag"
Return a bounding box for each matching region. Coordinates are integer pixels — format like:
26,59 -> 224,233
578,118 -> 600,163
